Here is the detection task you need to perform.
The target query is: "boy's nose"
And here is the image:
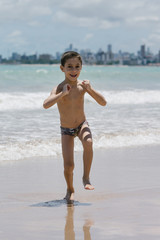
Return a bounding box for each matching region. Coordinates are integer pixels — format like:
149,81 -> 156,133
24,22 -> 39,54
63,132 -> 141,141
71,68 -> 77,71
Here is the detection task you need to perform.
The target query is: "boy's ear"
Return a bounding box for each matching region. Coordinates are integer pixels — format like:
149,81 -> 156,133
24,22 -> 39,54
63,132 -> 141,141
60,65 -> 64,72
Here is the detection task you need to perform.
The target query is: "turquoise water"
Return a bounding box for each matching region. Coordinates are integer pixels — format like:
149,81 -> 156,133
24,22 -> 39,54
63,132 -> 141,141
1,65 -> 160,91
0,65 -> 160,161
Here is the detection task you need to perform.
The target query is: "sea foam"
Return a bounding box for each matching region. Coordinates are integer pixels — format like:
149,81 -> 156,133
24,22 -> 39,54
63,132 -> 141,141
0,92 -> 49,111
0,129 -> 159,161
1,90 -> 160,111
86,90 -> 160,105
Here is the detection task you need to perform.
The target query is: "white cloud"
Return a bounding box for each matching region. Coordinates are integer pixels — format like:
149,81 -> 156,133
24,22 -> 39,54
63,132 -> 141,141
8,30 -> 22,37
6,30 -> 27,47
61,0 -> 103,9
134,16 -> 159,22
55,0 -> 160,30
1,0 -> 160,55
30,6 -> 52,16
100,20 -> 119,29
28,21 -> 40,27
0,0 -> 160,30
0,0 -> 53,23
84,33 -> 94,42
54,11 -> 119,29
126,16 -> 160,27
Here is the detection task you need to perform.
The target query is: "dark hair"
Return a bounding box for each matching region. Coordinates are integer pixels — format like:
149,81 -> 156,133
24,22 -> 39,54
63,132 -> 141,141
61,51 -> 82,66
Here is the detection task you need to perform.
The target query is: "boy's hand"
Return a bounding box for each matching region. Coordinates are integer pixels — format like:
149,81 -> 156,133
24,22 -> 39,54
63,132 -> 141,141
62,84 -> 71,96
81,80 -> 92,92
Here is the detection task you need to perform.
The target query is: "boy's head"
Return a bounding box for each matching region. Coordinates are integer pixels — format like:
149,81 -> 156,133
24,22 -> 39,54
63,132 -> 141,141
61,51 -> 82,67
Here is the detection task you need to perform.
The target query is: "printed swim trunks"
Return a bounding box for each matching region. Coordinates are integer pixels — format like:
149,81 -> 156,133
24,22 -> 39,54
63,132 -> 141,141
60,121 -> 88,137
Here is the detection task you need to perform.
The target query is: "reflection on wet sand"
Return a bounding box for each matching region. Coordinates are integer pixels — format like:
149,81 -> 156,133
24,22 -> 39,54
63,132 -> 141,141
83,219 -> 93,240
65,205 -> 93,240
65,206 -> 75,240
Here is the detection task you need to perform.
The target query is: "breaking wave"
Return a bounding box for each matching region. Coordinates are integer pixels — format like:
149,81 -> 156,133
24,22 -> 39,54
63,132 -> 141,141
1,90 -> 160,111
0,129 -> 160,161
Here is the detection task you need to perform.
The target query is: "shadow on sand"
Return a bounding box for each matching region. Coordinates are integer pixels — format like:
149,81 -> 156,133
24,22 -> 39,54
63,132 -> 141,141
31,199 -> 92,208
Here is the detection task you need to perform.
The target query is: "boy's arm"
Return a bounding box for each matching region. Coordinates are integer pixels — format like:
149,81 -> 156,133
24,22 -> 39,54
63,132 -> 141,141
43,84 -> 70,109
82,80 -> 107,106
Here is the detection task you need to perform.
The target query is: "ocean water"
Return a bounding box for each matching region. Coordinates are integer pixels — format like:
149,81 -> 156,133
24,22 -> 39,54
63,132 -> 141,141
0,65 -> 160,161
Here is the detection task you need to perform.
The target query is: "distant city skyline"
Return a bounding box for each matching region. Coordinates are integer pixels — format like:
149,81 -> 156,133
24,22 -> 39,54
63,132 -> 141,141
1,42 -> 159,58
0,0 -> 160,57
1,43 -> 160,66
1,42 -> 160,60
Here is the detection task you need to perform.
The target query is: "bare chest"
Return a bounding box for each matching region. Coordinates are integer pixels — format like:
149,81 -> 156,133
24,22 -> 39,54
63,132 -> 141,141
61,86 -> 84,105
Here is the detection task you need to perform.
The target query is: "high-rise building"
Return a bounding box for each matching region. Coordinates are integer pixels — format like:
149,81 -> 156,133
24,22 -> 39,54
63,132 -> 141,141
69,44 -> 73,51
11,52 -> 21,61
65,44 -> 77,52
107,44 -> 113,63
107,44 -> 112,53
140,45 -> 146,58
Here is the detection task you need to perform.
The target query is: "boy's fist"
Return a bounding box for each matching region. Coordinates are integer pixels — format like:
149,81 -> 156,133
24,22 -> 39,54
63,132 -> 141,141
63,84 -> 71,95
82,80 -> 92,92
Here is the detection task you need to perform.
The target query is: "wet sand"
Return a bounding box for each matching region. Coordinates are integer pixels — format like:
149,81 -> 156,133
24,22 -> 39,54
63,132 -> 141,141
0,145 -> 160,240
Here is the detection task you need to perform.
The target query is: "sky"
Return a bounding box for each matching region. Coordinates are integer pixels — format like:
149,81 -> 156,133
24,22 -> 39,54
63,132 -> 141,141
0,0 -> 160,57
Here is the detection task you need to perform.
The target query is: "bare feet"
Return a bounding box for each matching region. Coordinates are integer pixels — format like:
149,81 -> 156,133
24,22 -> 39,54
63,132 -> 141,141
64,189 -> 74,203
83,178 -> 94,190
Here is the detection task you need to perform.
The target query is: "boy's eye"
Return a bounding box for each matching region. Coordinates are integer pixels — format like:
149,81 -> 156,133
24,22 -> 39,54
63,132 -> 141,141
66,65 -> 80,70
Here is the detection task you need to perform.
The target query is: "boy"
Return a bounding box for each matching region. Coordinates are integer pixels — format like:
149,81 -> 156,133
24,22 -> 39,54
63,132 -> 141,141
43,51 -> 107,202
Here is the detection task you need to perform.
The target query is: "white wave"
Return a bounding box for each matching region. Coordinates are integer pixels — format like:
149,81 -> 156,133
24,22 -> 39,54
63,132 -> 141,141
85,90 -> 160,105
36,69 -> 48,74
94,130 -> 160,149
0,92 -> 49,111
0,139 -> 61,161
0,89 -> 160,111
0,130 -> 159,161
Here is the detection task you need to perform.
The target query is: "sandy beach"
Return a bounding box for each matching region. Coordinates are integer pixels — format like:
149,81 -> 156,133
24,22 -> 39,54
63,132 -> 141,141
0,145 -> 160,240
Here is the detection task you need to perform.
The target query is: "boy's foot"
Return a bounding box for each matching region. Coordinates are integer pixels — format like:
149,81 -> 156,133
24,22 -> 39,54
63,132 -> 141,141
64,190 -> 74,203
83,178 -> 94,190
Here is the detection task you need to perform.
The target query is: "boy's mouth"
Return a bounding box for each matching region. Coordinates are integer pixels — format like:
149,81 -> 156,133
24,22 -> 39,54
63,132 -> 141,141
70,74 -> 77,78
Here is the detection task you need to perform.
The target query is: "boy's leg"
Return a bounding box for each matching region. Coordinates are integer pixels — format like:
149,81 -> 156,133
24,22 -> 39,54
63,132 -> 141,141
78,122 -> 94,190
61,134 -> 75,200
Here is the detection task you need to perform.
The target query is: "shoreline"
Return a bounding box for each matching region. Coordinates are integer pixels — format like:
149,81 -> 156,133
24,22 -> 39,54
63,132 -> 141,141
1,63 -> 160,67
1,145 -> 160,239
1,143 -> 160,163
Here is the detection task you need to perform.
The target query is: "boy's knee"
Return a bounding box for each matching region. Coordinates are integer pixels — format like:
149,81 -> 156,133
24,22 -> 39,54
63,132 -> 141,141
64,162 -> 74,173
83,138 -> 93,149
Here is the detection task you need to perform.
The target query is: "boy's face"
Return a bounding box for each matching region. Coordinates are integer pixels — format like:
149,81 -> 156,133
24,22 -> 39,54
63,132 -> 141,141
60,57 -> 82,82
